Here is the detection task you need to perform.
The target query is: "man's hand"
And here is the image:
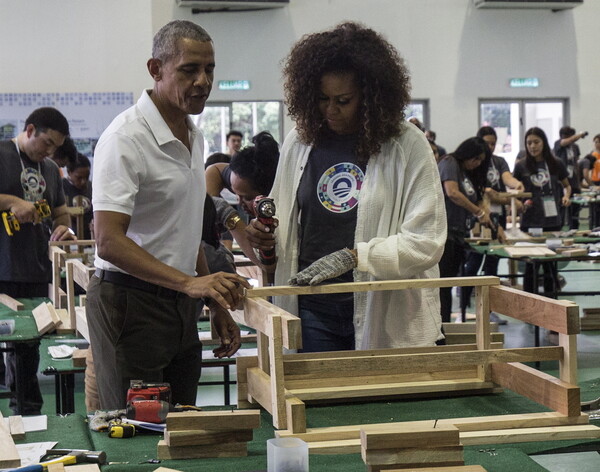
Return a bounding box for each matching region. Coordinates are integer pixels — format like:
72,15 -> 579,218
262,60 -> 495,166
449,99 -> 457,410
50,225 -> 77,241
562,195 -> 571,207
245,218 -> 277,253
210,304 -> 242,358
185,272 -> 250,310
10,199 -> 39,224
289,248 -> 357,286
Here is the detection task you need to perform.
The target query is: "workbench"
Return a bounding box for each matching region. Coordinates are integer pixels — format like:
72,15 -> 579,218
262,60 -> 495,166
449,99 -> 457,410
11,377 -> 600,472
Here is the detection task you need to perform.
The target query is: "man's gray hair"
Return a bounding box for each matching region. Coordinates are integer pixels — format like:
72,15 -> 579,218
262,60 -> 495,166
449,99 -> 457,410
152,20 -> 212,63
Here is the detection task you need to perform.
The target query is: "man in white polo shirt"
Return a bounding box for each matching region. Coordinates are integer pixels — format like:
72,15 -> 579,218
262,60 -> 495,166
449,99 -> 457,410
87,20 -> 250,409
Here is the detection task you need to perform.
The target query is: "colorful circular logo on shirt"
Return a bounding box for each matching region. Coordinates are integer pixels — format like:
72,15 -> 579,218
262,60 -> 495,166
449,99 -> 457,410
20,167 -> 46,202
317,162 -> 364,213
462,177 -> 476,196
530,167 -> 550,188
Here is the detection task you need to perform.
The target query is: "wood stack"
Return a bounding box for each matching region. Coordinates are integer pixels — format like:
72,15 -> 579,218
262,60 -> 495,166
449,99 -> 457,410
157,410 -> 261,460
360,424 -> 464,471
32,301 -> 74,335
580,308 -> 600,330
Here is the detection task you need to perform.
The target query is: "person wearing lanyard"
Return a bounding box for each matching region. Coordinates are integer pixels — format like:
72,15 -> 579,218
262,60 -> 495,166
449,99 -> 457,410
437,137 -> 492,323
0,107 -> 76,414
513,127 -> 571,294
460,127 -> 523,323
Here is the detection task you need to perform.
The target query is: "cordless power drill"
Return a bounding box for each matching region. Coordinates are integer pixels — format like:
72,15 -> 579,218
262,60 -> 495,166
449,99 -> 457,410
252,195 -> 276,266
2,199 -> 51,236
125,380 -> 172,423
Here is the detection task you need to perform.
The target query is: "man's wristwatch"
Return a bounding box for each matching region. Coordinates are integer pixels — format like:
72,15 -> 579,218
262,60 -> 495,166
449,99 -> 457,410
225,213 -> 242,231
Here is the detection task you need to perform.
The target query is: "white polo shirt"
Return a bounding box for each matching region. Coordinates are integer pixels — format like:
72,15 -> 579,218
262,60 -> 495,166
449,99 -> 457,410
92,90 -> 205,276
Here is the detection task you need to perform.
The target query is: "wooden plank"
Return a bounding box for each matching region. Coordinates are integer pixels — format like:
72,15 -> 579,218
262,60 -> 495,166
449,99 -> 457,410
362,445 -> 464,467
45,302 -> 61,326
49,246 -> 66,307
445,333 -> 504,345
164,428 -> 253,446
380,467 -> 486,472
233,297 -> 302,350
285,368 -> 481,389
64,466 -> 101,472
47,464 -> 65,472
504,246 -> 556,257
0,294 -> 24,311
0,412 -> 21,468
75,306 -> 89,341
286,343 -> 504,362
269,315 -> 287,429
157,439 -> 247,459
476,285 -> 491,381
360,425 -> 459,450
8,415 -> 25,440
276,412 -> 589,442
489,285 -> 580,334
559,333 -> 578,385
72,348 -> 88,368
286,394 -> 306,434
236,355 -> 258,408
55,308 -> 74,334
65,260 -> 77,330
71,259 -> 94,291
282,347 -> 563,378
165,409 -> 260,432
32,302 -> 57,335
305,424 -> 600,455
460,424 -> 600,445
247,367 -> 274,415
442,322 -> 499,334
49,239 -> 95,247
288,378 -> 497,402
490,362 -> 580,417
246,276 -> 500,298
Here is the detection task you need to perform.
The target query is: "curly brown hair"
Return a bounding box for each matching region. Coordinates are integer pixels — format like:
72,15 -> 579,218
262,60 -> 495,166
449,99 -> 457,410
283,22 -> 411,164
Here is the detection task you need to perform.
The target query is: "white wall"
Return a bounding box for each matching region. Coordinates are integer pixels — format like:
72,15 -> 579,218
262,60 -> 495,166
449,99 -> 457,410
1,0 -> 598,152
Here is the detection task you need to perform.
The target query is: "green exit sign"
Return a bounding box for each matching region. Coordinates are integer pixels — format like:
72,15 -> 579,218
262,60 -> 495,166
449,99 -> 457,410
509,78 -> 539,88
218,80 -> 250,91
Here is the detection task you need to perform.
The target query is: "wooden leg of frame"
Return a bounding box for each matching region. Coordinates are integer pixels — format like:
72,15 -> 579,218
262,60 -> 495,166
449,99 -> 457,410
559,333 -> 578,386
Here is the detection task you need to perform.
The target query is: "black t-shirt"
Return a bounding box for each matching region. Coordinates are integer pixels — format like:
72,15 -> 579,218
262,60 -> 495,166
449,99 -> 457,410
297,133 -> 363,305
438,155 -> 478,235
0,140 -> 65,283
513,157 -> 568,230
553,140 -> 581,192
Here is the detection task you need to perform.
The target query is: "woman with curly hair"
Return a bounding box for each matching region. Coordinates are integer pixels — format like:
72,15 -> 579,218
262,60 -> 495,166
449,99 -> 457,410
246,22 -> 447,352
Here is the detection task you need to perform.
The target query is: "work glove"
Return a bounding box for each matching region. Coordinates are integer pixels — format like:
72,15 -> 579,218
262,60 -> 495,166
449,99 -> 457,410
89,409 -> 126,431
289,248 -> 357,286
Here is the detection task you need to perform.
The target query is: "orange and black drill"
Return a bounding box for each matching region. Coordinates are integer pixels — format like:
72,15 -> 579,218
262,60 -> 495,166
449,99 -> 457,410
2,199 -> 51,236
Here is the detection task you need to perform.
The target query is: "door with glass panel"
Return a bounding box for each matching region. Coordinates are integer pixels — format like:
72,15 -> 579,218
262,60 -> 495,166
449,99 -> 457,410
479,99 -> 567,170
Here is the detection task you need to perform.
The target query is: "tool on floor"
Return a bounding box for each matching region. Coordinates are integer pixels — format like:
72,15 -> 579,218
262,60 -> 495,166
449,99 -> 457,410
2,199 -> 51,236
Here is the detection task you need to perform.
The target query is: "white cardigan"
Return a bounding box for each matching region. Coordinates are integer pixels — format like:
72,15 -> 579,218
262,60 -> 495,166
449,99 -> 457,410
271,123 -> 447,349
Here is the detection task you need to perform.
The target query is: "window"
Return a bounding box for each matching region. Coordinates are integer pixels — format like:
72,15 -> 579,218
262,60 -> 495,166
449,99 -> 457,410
191,101 -> 283,158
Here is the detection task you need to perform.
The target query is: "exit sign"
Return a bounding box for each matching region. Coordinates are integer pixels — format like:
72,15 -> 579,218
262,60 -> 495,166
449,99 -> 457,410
218,80 -> 250,91
509,78 -> 539,88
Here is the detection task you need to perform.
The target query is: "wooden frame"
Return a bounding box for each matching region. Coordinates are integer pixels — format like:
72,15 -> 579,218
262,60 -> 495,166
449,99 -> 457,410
48,240 -> 95,308
234,276 -> 599,452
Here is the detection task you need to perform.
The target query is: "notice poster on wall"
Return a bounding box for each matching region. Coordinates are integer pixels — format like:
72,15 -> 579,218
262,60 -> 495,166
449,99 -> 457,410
0,92 -> 134,157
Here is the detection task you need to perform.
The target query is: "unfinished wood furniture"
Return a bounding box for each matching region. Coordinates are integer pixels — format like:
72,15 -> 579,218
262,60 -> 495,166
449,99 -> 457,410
48,240 -> 95,308
234,275 -> 600,454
